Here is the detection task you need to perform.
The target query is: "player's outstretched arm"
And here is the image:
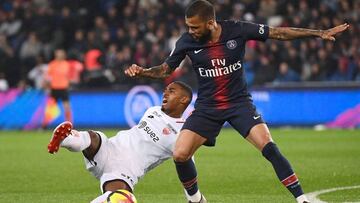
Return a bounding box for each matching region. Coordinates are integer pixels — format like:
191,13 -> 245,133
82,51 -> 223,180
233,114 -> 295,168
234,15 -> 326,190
124,63 -> 173,79
269,23 -> 349,41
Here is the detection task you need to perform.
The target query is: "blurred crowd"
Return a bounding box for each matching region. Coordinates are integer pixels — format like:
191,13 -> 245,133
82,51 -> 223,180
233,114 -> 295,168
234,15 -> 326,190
0,0 -> 359,91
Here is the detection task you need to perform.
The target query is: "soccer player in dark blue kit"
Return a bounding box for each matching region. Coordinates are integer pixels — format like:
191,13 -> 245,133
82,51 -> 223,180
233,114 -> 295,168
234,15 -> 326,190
125,1 -> 349,202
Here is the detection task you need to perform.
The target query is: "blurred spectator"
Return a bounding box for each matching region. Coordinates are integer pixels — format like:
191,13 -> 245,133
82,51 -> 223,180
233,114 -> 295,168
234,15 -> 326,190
308,63 -> 325,81
274,62 -> 300,83
0,72 -> 8,91
253,55 -> 277,86
28,55 -> 48,89
67,56 -> 84,88
0,10 -> 22,38
0,34 -> 20,87
69,30 -> 87,58
317,48 -> 338,79
356,58 -> 360,81
84,49 -> 102,71
19,32 -> 43,74
285,47 -> 302,75
258,0 -> 277,20
243,49 -> 257,86
0,0 -> 358,90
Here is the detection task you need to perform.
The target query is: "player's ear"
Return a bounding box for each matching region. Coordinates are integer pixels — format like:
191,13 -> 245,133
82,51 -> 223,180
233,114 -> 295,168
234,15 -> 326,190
207,19 -> 215,30
180,96 -> 189,105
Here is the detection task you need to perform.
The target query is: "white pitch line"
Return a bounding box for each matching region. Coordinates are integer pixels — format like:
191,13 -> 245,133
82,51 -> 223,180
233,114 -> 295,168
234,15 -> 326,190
305,185 -> 360,203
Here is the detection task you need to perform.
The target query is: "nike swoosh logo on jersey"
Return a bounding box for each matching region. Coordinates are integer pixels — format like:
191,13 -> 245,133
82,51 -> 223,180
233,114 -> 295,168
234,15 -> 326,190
253,115 -> 261,120
194,49 -> 203,54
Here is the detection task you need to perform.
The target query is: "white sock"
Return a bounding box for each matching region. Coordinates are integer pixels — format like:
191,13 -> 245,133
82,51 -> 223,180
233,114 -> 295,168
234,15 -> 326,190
90,191 -> 111,203
60,130 -> 91,152
185,189 -> 202,202
296,194 -> 309,203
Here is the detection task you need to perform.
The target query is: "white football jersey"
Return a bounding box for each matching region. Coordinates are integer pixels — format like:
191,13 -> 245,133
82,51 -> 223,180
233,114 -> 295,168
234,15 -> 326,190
111,106 -> 185,178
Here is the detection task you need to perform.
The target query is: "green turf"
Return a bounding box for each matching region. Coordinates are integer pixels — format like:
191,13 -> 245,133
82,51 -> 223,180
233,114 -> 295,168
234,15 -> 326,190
319,188 -> 360,202
0,129 -> 359,202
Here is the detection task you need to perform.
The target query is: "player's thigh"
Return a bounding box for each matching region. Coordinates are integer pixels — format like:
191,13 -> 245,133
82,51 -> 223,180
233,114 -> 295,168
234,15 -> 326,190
246,123 -> 273,151
85,132 -> 137,193
228,102 -> 264,138
181,109 -> 224,147
174,129 -> 207,160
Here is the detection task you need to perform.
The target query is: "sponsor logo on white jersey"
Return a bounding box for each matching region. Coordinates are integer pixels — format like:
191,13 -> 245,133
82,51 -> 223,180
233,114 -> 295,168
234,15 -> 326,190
138,120 -> 159,142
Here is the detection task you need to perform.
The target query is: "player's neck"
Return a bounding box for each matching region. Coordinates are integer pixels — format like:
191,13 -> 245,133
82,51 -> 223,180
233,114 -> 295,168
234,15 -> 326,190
209,23 -> 222,43
163,109 -> 182,118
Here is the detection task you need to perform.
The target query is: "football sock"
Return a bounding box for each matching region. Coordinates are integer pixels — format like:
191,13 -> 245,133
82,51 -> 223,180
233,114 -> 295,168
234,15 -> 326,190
296,194 -> 310,203
60,131 -> 91,152
174,159 -> 199,197
184,189 -> 202,202
262,142 -> 304,198
90,191 -> 111,203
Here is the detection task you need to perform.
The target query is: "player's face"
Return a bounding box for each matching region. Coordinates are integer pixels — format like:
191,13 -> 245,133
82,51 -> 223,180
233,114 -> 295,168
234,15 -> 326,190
161,83 -> 186,115
185,15 -> 212,42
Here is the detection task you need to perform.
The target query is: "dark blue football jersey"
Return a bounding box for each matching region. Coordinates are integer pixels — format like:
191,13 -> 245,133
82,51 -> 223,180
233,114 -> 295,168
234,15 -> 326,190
165,20 -> 269,109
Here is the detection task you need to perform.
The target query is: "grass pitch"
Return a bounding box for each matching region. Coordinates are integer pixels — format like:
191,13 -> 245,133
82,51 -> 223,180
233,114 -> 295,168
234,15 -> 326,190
0,128 -> 359,203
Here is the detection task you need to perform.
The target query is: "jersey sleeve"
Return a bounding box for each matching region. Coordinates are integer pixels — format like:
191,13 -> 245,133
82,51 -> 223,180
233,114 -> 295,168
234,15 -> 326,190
165,37 -> 186,70
234,21 -> 269,41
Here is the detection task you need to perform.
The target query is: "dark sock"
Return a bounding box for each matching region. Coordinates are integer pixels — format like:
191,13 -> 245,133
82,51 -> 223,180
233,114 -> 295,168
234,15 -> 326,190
174,159 -> 199,195
262,142 -> 304,198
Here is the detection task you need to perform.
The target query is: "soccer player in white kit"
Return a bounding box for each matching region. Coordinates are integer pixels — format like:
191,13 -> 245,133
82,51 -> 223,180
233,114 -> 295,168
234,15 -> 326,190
47,81 -> 207,203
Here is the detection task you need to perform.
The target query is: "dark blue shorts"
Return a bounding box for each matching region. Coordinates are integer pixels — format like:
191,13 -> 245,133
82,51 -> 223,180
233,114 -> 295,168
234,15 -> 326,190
182,101 -> 264,146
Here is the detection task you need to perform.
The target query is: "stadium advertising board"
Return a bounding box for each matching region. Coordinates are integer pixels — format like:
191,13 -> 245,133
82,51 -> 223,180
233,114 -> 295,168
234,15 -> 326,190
0,86 -> 359,129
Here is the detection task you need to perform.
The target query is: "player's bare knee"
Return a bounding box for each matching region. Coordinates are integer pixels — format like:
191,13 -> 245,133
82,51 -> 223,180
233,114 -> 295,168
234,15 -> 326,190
173,148 -> 192,162
260,133 -> 273,150
253,132 -> 273,151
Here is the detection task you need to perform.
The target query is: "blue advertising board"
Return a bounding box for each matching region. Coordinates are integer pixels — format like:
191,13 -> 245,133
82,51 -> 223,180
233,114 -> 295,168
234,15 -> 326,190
0,86 -> 359,129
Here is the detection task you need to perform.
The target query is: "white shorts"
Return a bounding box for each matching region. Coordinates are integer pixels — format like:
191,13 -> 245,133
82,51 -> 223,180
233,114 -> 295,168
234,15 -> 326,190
84,131 -> 143,192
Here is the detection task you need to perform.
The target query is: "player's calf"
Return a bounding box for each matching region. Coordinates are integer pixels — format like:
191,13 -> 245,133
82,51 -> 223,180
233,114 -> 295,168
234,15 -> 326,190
262,142 -> 309,202
175,158 -> 207,202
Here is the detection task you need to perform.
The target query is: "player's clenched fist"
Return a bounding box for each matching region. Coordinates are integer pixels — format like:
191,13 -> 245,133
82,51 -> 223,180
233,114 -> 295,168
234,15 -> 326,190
124,64 -> 144,77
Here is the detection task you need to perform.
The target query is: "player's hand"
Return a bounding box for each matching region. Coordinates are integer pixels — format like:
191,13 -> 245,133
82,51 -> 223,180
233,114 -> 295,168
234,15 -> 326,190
124,64 -> 144,77
320,23 -> 349,41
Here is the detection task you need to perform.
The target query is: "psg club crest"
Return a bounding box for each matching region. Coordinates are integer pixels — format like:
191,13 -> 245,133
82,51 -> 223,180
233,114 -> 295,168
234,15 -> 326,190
226,40 -> 237,49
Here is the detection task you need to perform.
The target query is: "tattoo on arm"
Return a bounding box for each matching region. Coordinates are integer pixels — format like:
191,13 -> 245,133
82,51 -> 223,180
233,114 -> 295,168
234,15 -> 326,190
269,27 -> 323,40
141,63 -> 173,79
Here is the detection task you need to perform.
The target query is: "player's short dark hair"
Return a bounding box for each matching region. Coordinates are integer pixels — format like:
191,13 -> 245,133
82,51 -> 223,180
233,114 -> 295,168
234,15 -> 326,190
173,81 -> 193,105
185,0 -> 215,21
